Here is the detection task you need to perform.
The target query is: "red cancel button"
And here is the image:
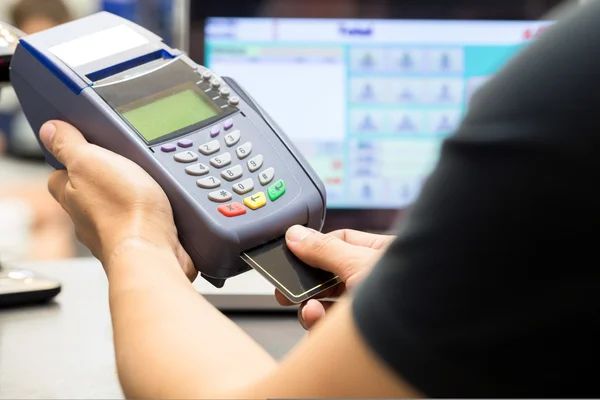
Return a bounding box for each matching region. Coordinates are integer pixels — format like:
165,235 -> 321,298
218,202 -> 247,217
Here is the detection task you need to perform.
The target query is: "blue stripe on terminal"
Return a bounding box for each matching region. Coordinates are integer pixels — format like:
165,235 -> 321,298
19,39 -> 87,94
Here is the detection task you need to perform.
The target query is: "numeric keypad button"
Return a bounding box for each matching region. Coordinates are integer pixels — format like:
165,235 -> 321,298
224,130 -> 241,147
197,176 -> 221,189
232,178 -> 254,195
258,167 -> 275,186
221,165 -> 243,182
199,140 -> 220,155
247,154 -> 263,172
185,163 -> 209,176
236,142 -> 252,159
174,151 -> 199,163
208,189 -> 233,203
210,152 -> 232,168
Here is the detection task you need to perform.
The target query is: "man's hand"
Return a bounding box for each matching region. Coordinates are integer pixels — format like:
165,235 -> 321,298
276,225 -> 396,329
39,121 -> 197,280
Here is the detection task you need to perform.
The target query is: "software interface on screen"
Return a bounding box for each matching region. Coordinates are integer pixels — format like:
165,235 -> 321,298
205,18 -> 552,209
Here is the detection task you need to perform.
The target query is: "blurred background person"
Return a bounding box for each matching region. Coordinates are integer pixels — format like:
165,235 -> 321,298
0,0 -> 80,262
11,0 -> 72,33
0,0 -> 72,159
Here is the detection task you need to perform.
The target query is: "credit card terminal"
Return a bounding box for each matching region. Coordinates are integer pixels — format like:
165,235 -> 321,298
10,12 -> 340,303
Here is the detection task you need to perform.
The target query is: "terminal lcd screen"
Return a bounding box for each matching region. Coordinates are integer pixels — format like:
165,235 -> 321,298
120,83 -> 221,142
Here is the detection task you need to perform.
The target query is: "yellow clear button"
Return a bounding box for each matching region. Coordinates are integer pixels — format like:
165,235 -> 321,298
243,191 -> 267,210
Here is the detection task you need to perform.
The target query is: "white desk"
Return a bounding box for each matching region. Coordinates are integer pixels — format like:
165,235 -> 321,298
0,259 -> 305,399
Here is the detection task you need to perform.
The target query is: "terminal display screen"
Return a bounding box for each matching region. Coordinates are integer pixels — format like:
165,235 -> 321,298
120,84 -> 221,142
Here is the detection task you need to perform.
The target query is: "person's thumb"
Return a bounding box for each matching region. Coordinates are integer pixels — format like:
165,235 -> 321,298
286,225 -> 375,283
40,121 -> 88,168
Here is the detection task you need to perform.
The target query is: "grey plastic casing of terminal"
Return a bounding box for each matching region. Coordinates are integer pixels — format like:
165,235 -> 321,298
10,12 -> 326,288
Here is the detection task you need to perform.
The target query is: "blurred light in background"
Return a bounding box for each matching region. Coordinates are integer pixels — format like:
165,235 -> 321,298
0,0 -> 180,47
101,0 -> 175,46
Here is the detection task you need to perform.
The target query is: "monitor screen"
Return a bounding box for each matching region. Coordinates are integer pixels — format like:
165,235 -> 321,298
204,18 -> 553,209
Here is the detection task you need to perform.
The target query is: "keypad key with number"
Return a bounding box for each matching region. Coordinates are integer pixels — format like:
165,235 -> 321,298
174,151 -> 199,163
210,152 -> 232,168
185,163 -> 209,176
218,202 -> 246,217
221,165 -> 243,182
268,179 -> 286,201
198,140 -> 220,155
247,154 -> 263,172
232,178 -> 254,195
244,192 -> 267,210
236,142 -> 252,159
209,189 -> 233,203
197,176 -> 221,189
258,167 -> 275,185
224,130 -> 241,147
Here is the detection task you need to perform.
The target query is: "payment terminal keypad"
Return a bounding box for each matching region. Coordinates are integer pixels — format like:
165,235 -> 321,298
155,113 -> 289,218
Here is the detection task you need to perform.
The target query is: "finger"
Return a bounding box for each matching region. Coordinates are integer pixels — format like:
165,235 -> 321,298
286,225 -> 376,282
327,229 -> 396,250
274,285 -> 342,307
274,289 -> 294,306
39,121 -> 89,168
299,299 -> 336,330
47,170 -> 70,211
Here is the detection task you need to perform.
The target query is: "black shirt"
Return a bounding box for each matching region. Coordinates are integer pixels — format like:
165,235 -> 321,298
353,2 -> 600,397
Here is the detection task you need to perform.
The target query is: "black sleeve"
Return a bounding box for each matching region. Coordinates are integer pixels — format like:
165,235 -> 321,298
352,2 -> 600,397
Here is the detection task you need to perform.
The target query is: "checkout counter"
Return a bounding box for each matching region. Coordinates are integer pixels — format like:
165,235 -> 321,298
0,258 -> 305,399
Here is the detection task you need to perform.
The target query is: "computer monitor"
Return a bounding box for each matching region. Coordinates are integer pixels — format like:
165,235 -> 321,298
190,1 -> 564,232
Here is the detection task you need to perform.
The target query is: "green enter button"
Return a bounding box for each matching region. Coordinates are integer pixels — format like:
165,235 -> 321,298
268,179 -> 286,201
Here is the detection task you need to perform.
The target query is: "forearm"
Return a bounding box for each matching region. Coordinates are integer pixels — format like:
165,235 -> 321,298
106,244 -> 277,399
